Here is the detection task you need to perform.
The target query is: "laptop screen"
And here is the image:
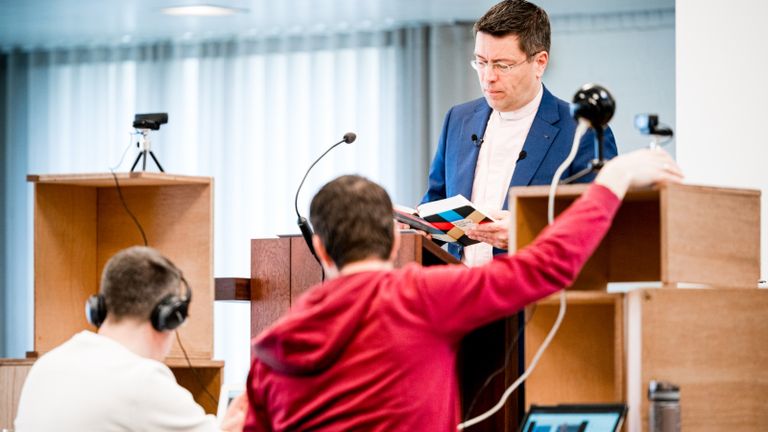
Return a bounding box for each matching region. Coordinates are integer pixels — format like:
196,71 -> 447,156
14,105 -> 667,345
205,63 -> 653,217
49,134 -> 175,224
520,404 -> 626,432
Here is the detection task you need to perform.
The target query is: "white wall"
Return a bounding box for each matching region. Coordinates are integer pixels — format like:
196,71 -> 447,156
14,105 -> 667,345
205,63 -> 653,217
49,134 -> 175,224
676,0 -> 768,280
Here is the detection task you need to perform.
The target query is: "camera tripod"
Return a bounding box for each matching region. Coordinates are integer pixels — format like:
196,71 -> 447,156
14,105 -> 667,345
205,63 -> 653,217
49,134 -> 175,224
130,129 -> 165,173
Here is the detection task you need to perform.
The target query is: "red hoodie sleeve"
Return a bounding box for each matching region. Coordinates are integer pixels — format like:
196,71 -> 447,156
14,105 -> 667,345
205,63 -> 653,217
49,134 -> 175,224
244,361 -> 275,432
411,183 -> 621,340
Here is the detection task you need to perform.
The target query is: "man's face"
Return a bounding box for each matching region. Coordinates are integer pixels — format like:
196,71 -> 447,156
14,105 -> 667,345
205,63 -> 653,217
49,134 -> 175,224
473,32 -> 548,112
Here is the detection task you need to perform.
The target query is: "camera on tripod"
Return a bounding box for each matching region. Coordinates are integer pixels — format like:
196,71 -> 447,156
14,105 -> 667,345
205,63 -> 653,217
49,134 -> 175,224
133,113 -> 168,131
634,114 -> 673,137
131,113 -> 168,172
634,114 -> 673,150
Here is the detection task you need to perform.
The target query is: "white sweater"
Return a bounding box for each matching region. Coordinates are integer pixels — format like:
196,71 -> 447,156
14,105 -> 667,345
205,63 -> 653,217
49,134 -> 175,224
15,331 -> 218,432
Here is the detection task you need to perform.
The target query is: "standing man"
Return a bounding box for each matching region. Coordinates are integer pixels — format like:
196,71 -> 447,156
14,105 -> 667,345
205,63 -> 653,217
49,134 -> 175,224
423,0 -> 618,264
15,246 -> 246,432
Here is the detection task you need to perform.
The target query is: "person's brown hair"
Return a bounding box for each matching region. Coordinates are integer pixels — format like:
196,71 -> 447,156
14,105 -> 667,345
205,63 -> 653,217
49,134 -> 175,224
310,175 -> 394,269
100,246 -> 182,321
474,0 -> 551,57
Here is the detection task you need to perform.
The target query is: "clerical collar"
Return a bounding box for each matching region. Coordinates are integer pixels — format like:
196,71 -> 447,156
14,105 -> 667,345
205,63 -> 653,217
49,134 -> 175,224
497,85 -> 544,122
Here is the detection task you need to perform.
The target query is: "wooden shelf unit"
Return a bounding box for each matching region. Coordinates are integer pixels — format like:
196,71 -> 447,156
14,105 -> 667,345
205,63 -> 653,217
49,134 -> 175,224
509,183 -> 760,290
509,183 -> 764,431
10,172 -> 222,416
27,172 -> 214,360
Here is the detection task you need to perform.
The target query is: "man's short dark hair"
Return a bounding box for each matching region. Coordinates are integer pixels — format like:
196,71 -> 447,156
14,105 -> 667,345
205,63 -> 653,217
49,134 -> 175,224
474,0 -> 551,57
100,246 -> 182,321
310,175 -> 394,269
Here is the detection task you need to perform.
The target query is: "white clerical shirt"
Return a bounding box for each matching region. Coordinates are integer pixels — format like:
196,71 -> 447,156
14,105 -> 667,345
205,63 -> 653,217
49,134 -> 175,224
464,85 -> 543,267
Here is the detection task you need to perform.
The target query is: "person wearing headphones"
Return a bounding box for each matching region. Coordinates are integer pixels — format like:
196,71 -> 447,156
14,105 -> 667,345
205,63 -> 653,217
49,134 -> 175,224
15,246 -> 246,432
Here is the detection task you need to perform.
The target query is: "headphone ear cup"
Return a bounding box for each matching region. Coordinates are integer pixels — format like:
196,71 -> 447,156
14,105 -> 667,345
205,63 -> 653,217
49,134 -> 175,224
85,294 -> 107,328
151,294 -> 190,332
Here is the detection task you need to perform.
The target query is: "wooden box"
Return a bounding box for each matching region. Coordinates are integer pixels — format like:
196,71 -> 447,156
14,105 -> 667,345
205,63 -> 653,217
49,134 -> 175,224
525,291 -> 624,407
626,288 -> 768,431
27,173 -> 214,360
0,359 -> 34,429
509,183 -> 760,290
0,357 -> 224,423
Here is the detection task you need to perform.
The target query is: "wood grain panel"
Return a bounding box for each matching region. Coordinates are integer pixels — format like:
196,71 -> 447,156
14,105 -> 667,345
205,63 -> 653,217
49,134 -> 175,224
251,238 -> 291,338
394,232 -> 420,268
662,184 -> 760,286
97,183 -> 214,360
608,199 -> 661,281
215,277 -> 251,301
171,363 -> 223,415
0,359 -> 34,429
34,184 -> 98,354
628,288 -> 768,431
289,237 -> 322,303
525,292 -> 624,405
28,172 -> 211,187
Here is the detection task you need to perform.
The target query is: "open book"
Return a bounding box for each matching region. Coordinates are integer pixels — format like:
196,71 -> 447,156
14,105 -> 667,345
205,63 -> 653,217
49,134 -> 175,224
394,195 -> 495,246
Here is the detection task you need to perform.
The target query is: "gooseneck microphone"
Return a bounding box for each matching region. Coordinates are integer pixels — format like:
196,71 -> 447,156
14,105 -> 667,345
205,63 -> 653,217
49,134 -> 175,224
294,132 -> 357,261
562,83 -> 616,184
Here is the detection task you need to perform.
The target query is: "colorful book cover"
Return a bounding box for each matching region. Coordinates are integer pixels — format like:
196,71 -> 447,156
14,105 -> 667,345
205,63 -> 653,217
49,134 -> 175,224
394,195 -> 495,246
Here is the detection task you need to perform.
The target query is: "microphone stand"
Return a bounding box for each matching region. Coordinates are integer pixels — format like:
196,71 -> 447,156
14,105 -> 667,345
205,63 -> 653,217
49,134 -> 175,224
560,127 -> 605,184
294,133 -> 356,263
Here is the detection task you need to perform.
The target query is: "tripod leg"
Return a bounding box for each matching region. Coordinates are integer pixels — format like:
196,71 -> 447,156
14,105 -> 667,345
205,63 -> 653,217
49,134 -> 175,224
149,151 -> 165,173
130,152 -> 143,172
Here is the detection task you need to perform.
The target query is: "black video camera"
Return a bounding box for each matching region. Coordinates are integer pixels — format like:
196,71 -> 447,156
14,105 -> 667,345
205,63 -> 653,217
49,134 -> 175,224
634,114 -> 673,137
133,113 -> 168,130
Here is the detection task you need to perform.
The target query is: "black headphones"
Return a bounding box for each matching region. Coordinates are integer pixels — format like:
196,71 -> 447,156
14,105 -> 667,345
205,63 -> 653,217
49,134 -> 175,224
85,267 -> 192,332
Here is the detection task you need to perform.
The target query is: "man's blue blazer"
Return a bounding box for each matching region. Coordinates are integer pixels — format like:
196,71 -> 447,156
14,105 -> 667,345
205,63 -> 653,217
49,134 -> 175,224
421,86 -> 618,259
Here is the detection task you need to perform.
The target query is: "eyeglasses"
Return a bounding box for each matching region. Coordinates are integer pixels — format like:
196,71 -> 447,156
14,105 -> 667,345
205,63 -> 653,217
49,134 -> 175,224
470,58 -> 529,75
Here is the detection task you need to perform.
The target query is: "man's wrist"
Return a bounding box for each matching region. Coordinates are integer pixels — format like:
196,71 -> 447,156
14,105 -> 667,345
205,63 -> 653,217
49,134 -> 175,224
594,165 -> 631,200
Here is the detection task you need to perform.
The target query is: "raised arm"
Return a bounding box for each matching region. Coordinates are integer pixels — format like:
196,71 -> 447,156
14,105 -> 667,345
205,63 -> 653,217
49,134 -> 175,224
412,148 -> 682,340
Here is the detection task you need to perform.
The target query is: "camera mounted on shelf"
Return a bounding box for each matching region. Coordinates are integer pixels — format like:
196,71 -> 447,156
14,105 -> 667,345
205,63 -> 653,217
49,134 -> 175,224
131,113 -> 168,172
634,114 -> 674,150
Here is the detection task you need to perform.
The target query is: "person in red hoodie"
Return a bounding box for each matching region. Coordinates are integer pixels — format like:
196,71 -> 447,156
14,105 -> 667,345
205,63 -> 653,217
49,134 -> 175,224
244,149 -> 682,431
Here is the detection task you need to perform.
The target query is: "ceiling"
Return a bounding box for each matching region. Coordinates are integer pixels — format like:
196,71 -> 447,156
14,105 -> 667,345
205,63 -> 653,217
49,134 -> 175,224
0,0 -> 674,51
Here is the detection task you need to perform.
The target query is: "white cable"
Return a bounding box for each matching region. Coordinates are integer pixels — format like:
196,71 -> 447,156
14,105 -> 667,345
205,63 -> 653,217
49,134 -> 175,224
458,119 -> 590,431
109,131 -> 139,172
548,120 -> 589,224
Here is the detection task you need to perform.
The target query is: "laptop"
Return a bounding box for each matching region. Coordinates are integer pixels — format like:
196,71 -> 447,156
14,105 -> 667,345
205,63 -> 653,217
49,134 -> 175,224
519,404 -> 627,432
217,383 -> 245,420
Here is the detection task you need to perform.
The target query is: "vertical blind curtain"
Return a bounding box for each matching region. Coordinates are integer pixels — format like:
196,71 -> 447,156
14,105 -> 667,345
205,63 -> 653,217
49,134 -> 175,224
0,24 -> 477,379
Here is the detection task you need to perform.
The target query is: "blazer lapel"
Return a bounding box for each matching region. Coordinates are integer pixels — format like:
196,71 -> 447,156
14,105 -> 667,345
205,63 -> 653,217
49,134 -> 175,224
454,101 -> 492,199
509,86 -> 561,188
